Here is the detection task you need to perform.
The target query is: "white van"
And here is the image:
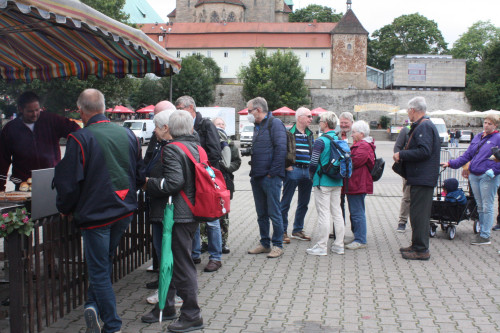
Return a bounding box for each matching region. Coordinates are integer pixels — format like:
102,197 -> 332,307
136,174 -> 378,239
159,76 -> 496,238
123,120 -> 154,145
240,124 -> 254,147
430,118 -> 449,147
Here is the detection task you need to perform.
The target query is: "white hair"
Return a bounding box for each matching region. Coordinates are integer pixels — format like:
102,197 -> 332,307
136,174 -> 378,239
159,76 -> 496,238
352,120 -> 370,137
319,111 -> 338,130
339,112 -> 354,123
169,110 -> 194,138
153,109 -> 175,128
295,107 -> 310,120
408,96 -> 427,113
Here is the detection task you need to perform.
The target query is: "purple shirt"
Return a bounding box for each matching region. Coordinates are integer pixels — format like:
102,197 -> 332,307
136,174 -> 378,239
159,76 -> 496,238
449,131 -> 500,176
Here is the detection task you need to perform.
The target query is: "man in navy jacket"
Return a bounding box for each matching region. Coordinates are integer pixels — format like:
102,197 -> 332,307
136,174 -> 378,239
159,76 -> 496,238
54,89 -> 145,333
246,97 -> 287,259
393,96 -> 440,261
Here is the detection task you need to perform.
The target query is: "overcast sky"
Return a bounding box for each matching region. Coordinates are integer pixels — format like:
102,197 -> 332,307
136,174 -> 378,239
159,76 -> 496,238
147,0 -> 499,47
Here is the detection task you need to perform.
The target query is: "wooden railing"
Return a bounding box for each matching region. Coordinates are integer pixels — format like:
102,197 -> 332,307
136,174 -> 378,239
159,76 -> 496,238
7,192 -> 152,332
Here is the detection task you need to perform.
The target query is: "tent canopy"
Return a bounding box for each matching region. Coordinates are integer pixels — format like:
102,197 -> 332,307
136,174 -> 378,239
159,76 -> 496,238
0,0 -> 181,82
136,105 -> 155,113
272,106 -> 295,116
108,105 -> 134,113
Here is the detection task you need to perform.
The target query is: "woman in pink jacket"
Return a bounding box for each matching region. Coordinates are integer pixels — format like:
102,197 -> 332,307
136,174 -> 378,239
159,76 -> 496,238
344,120 -> 375,250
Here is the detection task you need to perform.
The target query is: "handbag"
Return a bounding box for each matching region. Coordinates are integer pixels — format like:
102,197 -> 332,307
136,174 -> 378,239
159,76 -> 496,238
370,147 -> 385,182
392,161 -> 404,177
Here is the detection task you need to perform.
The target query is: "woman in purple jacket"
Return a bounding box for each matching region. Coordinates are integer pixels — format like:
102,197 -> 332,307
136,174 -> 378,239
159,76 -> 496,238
442,115 -> 500,245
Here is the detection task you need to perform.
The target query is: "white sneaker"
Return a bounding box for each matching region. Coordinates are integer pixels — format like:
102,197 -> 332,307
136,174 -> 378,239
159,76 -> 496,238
330,245 -> 345,255
345,241 -> 367,250
146,290 -> 158,304
306,245 -> 327,256
175,295 -> 183,307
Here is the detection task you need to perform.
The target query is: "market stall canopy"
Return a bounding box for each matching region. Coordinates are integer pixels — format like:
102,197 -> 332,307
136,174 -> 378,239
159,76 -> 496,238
272,106 -> 295,116
238,108 -> 248,115
136,105 -> 155,113
0,0 -> 181,82
311,107 -> 327,116
108,105 -> 133,113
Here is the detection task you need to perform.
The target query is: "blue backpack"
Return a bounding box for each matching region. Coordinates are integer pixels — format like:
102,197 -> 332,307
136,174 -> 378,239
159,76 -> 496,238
318,134 -> 352,180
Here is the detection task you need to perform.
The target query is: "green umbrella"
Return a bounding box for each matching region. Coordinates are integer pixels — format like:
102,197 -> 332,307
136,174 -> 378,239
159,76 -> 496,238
158,196 -> 175,323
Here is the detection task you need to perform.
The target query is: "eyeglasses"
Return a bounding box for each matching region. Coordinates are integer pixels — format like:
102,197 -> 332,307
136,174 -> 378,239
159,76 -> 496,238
303,115 -> 313,119
248,108 -> 257,113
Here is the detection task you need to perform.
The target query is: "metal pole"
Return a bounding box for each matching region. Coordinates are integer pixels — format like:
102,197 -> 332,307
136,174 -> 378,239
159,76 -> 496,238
169,75 -> 173,102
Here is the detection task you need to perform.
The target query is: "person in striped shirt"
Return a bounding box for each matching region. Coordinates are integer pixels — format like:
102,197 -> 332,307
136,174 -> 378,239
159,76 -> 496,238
280,107 -> 315,243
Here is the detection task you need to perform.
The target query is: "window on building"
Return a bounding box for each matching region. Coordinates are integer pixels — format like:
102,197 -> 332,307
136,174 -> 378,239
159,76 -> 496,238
176,51 -> 181,57
305,66 -> 310,74
347,44 -> 352,50
242,50 -> 247,57
223,65 -> 228,73
228,12 -> 236,22
210,11 -> 220,23
159,35 -> 163,42
224,51 -> 229,58
321,51 -> 325,58
207,50 -> 211,57
321,66 -> 325,74
305,51 -> 310,58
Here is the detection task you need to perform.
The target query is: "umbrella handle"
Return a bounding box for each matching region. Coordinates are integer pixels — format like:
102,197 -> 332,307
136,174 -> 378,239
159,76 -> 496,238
168,196 -> 172,205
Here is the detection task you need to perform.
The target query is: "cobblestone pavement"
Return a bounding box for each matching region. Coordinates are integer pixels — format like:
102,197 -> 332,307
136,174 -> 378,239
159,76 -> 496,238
30,142 -> 500,332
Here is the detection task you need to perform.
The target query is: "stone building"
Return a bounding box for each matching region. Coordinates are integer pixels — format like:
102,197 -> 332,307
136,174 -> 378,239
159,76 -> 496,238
169,0 -> 293,23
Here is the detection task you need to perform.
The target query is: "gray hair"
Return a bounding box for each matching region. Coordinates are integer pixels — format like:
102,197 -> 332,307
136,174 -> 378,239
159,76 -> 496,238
247,97 -> 268,114
339,112 -> 354,123
319,111 -> 338,130
153,109 -> 175,128
175,95 -> 196,110
295,107 -> 310,120
169,110 -> 194,138
77,89 -> 105,114
352,120 -> 370,137
212,117 -> 225,126
408,96 -> 427,113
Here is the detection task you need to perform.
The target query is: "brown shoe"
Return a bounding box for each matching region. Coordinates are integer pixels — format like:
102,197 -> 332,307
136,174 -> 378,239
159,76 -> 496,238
291,231 -> 311,241
283,233 -> 290,244
204,260 -> 222,272
402,250 -> 430,261
248,244 -> 271,254
267,246 -> 284,258
399,245 -> 414,253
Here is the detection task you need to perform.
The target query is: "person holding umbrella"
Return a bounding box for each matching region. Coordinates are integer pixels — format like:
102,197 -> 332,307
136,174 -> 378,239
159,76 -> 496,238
140,110 -> 203,332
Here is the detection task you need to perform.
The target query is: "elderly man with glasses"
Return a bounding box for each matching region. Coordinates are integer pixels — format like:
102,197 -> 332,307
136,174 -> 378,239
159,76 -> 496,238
280,107 -> 314,244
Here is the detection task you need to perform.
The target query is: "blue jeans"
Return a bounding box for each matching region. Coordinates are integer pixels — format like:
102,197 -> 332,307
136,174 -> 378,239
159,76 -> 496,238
191,219 -> 222,261
81,215 -> 133,333
251,176 -> 284,248
347,194 -> 367,244
469,173 -> 500,238
280,167 -> 313,234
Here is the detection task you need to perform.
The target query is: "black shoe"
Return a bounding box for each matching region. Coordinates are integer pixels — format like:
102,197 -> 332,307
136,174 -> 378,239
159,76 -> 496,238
146,279 -> 159,289
329,233 -> 335,239
222,245 -> 230,254
167,317 -> 204,332
492,224 -> 500,231
200,242 -> 208,254
141,305 -> 177,323
192,258 -> 201,264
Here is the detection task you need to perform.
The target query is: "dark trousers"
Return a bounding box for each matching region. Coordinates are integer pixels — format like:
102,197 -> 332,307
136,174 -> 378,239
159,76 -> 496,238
497,187 -> 500,224
165,222 -> 201,321
409,185 -> 434,252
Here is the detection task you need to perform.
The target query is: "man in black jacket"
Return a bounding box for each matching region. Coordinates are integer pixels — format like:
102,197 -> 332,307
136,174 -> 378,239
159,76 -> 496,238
175,96 -> 223,273
393,96 -> 440,261
54,89 -> 145,333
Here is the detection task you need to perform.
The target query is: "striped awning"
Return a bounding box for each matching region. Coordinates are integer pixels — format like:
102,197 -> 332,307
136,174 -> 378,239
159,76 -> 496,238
0,0 -> 181,82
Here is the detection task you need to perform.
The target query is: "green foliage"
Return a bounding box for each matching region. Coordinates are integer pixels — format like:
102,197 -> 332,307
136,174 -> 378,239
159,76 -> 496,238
160,54 -> 222,106
80,0 -> 132,26
0,207 -> 33,238
465,40 -> 500,110
379,115 -> 391,129
239,48 -> 309,110
289,5 -> 342,23
451,21 -> 500,73
368,13 -> 448,70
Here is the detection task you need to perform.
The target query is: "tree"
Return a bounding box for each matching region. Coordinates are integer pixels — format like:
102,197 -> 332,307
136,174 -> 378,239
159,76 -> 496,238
161,54 -> 222,106
465,40 -> 500,110
238,48 -> 309,110
81,0 -> 132,25
368,13 -> 448,70
451,21 -> 500,72
289,4 -> 342,23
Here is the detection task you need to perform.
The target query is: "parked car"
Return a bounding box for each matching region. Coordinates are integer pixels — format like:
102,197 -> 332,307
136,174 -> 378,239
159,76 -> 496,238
459,130 -> 472,143
240,124 -> 254,148
123,119 -> 154,145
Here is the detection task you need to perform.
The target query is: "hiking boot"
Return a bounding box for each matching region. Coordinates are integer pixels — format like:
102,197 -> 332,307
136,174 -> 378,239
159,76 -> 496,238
291,231 -> 311,241
397,223 -> 406,233
267,246 -> 284,258
146,289 -> 159,304
399,245 -> 414,253
330,244 -> 344,255
248,244 -> 271,254
204,260 -> 222,272
471,234 -> 491,245
306,244 -> 327,256
345,241 -> 367,250
402,250 -> 430,261
167,317 -> 204,333
283,233 -> 291,244
84,306 -> 100,333
492,224 -> 500,231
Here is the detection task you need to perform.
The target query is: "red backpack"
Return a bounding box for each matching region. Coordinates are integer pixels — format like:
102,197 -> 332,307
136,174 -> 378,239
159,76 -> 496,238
170,142 -> 230,222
